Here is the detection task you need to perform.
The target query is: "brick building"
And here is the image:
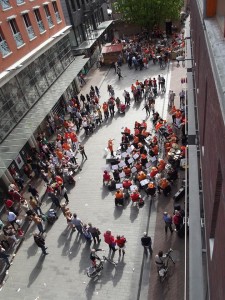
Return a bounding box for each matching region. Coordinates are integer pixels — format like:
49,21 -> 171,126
189,0 -> 225,299
0,0 -> 89,199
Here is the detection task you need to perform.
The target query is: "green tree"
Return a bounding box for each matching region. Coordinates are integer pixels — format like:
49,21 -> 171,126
114,0 -> 183,29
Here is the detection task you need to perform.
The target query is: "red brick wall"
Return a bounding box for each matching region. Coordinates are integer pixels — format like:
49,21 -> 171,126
190,2 -> 225,299
0,0 -> 66,72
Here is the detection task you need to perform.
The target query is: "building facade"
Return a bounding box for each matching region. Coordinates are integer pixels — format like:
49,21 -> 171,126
60,0 -> 113,65
0,0 -> 89,200
190,0 -> 225,299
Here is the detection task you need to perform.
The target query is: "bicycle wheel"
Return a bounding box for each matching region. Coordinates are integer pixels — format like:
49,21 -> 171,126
103,256 -> 117,266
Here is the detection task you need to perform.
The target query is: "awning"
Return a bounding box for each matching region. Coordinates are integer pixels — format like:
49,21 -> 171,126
0,55 -> 89,175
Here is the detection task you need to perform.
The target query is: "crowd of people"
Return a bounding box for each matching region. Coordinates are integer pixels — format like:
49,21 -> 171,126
0,29 -> 186,281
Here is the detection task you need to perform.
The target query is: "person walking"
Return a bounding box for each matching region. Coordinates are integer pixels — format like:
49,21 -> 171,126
71,213 -> 83,234
28,184 -> 40,203
115,235 -> 126,256
117,68 -> 123,80
0,245 -> 11,268
33,233 -> 48,255
61,184 -> 69,205
31,213 -> 45,234
173,210 -> 182,231
88,223 -> 101,243
142,103 -> 150,116
79,144 -> 87,160
48,192 -> 61,209
163,212 -> 173,233
141,232 -> 153,255
95,86 -> 100,97
104,229 -> 117,252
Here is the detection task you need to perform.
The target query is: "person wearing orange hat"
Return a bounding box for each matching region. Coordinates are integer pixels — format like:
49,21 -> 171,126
146,182 -> 156,196
114,189 -> 124,206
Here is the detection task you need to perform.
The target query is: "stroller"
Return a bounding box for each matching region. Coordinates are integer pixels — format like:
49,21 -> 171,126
47,209 -> 58,225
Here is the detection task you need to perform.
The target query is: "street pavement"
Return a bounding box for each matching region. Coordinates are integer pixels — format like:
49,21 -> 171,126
0,60 -> 186,300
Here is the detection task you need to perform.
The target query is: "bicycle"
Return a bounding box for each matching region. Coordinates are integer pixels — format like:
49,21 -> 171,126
86,254 -> 117,278
157,248 -> 175,282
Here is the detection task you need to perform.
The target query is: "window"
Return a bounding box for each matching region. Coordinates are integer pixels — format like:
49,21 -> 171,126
9,19 -> 25,48
52,1 -> 61,23
34,8 -> 45,33
44,5 -> 54,28
17,0 -> 25,5
0,27 -> 11,57
23,13 -> 36,40
70,0 -> 76,11
76,0 -> 80,9
0,0 -> 11,10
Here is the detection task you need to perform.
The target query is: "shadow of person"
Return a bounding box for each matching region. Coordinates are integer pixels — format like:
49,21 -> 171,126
85,279 -> 98,300
68,234 -> 82,260
57,228 -> 73,248
129,205 -> 139,223
113,206 -> 123,219
79,241 -> 92,273
112,258 -> 126,287
27,255 -> 46,287
27,242 -> 38,259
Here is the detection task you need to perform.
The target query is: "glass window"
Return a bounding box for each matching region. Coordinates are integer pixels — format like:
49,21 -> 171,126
9,19 -> 19,34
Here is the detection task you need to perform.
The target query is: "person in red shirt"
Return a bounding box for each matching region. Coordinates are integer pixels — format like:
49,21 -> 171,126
130,190 -> 140,203
115,235 -> 126,256
103,171 -> 111,184
122,179 -> 132,189
104,230 -> 117,252
4,199 -> 18,215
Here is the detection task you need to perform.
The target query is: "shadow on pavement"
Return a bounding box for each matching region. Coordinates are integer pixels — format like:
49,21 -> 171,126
27,255 -> 46,287
129,205 -> 139,222
27,242 -> 38,259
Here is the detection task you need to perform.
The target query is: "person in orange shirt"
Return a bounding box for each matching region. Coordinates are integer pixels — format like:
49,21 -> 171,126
115,189 -> 124,206
62,142 -> 71,151
158,159 -> 166,172
158,178 -> 171,196
146,182 -> 156,196
131,84 -> 136,93
137,170 -> 146,182
108,139 -> 114,157
103,171 -> 111,185
56,148 -> 64,161
135,80 -> 139,86
103,102 -> 109,120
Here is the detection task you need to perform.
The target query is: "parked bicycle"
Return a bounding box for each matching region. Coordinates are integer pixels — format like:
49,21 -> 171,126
155,248 -> 175,282
87,250 -> 117,278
